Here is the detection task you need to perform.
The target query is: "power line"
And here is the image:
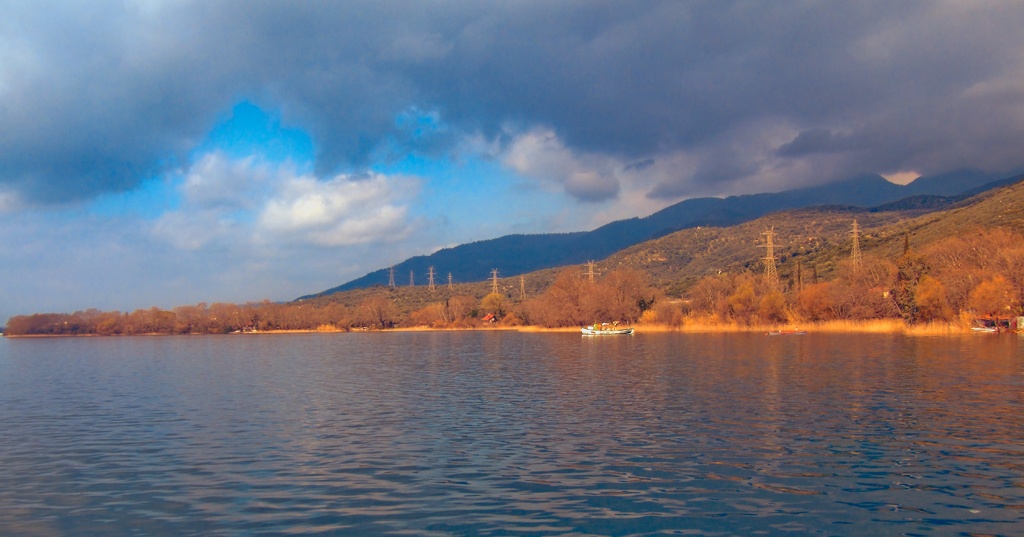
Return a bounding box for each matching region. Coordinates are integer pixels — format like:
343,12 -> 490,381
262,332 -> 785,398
490,269 -> 500,294
427,266 -> 436,294
388,266 -> 395,288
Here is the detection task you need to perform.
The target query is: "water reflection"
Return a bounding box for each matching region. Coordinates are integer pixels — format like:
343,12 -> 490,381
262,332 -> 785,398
0,333 -> 1022,536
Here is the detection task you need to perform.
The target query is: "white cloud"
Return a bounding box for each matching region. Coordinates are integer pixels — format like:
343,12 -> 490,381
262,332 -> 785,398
153,152 -> 419,251
151,208 -> 240,251
181,152 -> 271,210
500,128 -> 621,202
259,173 -> 418,246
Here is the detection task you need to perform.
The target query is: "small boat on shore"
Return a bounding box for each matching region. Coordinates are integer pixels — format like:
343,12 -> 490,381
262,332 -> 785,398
582,322 -> 634,335
767,330 -> 807,336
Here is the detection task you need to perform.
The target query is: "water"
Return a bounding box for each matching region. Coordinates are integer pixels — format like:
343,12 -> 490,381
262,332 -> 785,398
0,332 -> 1022,536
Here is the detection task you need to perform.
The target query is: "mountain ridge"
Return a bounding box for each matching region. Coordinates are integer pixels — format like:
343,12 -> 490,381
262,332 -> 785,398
600,172 -> 1024,296
299,169 -> 1014,299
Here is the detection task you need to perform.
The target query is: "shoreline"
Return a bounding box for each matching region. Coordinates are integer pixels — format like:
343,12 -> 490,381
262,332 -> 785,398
3,320 -> 1004,338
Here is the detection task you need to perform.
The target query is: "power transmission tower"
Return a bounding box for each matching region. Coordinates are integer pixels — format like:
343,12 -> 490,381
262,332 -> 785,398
388,266 -> 395,288
850,220 -> 862,269
427,266 -> 436,294
409,270 -> 414,287
760,227 -> 779,287
520,275 -> 526,299
447,272 -> 453,291
584,260 -> 598,283
490,269 -> 500,294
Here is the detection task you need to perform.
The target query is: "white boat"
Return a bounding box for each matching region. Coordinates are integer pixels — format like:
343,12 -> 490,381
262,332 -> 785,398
581,323 -> 634,335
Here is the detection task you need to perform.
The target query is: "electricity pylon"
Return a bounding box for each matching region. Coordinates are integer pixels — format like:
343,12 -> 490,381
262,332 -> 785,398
850,220 -> 862,269
760,227 -> 779,287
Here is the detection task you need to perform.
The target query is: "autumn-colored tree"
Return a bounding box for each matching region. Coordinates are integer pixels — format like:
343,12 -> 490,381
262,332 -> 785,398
914,275 -> 953,322
796,282 -> 834,321
175,303 -> 210,334
480,292 -> 508,319
757,290 -> 788,323
968,275 -> 1014,317
525,268 -> 590,327
209,302 -> 246,332
828,258 -> 899,319
642,299 -> 685,325
410,303 -> 447,327
686,273 -> 734,320
358,295 -> 397,329
315,301 -> 352,330
727,280 -> 757,322
553,268 -> 590,322
447,295 -> 477,326
132,307 -> 177,333
998,243 -> 1024,309
923,229 -> 1024,314
592,269 -> 653,324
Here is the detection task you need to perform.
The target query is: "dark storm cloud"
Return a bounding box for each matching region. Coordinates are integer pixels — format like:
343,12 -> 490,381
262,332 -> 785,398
776,129 -> 849,157
3,1 -> 1024,204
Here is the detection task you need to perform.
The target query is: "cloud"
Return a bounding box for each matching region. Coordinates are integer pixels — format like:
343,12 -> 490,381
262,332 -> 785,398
181,153 -> 271,210
3,1 -> 1024,207
776,129 -> 849,157
259,173 -> 417,246
152,152 -> 418,251
0,189 -> 21,214
500,128 -> 620,202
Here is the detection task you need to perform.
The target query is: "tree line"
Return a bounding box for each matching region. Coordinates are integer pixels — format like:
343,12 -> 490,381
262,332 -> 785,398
5,227 -> 1022,336
653,227 -> 1024,325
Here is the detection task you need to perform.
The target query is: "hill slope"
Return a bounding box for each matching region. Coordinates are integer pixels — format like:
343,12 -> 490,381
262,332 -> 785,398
600,175 -> 1024,295
299,176 -> 1024,318
301,170 -> 1014,299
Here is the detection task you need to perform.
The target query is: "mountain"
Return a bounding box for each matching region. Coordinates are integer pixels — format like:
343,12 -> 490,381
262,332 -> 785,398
602,174 -> 1024,295
300,170 -> 1016,299
296,175 -> 1024,319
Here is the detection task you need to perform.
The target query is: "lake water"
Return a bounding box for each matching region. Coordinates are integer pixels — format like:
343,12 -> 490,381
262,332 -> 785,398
0,332 -> 1022,536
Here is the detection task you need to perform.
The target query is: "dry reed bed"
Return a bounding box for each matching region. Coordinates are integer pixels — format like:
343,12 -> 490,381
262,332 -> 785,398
635,318 -> 976,335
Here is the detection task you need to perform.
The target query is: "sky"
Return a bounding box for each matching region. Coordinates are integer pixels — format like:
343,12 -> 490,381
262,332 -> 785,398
2,1 -> 1024,323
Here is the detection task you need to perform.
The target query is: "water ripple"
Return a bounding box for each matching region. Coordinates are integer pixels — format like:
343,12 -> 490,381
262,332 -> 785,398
0,333 -> 1022,536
